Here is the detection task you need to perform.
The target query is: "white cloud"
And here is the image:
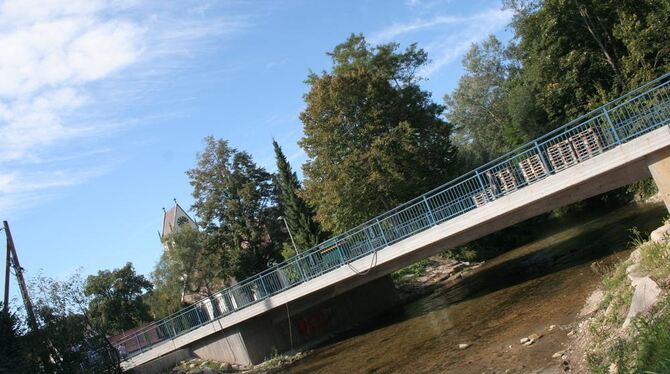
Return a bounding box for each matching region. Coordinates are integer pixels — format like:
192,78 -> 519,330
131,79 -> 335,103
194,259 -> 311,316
370,8 -> 513,77
0,0 -> 248,214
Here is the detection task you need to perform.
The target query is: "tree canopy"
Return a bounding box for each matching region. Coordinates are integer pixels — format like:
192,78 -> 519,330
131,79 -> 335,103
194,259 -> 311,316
84,262 -> 153,335
445,35 -> 526,166
187,136 -> 285,280
505,0 -> 670,126
273,139 -> 324,257
299,34 -> 456,233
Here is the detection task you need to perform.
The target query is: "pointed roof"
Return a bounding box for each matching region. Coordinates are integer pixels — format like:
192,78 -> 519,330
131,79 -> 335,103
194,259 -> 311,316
161,201 -> 197,240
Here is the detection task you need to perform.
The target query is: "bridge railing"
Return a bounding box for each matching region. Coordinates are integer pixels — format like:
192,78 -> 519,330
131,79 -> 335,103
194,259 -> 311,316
114,73 -> 670,360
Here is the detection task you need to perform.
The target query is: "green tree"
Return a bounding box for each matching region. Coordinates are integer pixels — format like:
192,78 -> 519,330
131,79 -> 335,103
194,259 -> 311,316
26,271 -> 121,373
146,253 -> 184,320
300,34 -> 456,233
84,263 -> 153,335
163,227 -> 226,299
0,302 -> 31,373
505,0 -> 670,127
444,35 -> 526,166
187,137 -> 284,280
272,140 -> 324,257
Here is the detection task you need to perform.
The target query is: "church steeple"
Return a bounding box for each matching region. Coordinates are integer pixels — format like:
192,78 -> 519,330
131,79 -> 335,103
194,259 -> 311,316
160,200 -> 197,250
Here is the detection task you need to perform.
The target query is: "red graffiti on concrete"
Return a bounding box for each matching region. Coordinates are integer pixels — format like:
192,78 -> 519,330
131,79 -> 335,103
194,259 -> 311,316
295,308 -> 332,337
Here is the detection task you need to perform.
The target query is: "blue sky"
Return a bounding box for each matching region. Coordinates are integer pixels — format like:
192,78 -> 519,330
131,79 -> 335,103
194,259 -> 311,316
1,0 -> 512,298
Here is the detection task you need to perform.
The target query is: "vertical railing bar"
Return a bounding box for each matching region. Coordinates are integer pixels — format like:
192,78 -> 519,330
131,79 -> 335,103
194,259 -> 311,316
533,141 -> 551,175
602,107 -> 621,145
376,218 -> 389,246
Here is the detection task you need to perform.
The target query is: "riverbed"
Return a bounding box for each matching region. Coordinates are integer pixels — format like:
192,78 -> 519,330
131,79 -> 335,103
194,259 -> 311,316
276,203 -> 666,374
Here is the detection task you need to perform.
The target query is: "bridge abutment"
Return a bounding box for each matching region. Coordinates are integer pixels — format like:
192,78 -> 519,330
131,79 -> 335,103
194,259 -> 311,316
648,147 -> 670,212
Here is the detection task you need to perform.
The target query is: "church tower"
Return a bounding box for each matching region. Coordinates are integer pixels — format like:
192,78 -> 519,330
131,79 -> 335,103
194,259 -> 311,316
160,200 -> 197,251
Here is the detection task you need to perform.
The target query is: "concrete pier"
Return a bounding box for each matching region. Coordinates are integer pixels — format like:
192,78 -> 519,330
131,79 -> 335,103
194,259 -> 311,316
648,147 -> 670,211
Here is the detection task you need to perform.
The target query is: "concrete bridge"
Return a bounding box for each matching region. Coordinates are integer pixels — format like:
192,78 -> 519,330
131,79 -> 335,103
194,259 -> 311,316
118,74 -> 670,372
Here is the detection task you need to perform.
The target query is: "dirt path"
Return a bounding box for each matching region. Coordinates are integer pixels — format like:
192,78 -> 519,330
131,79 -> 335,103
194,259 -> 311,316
274,204 -> 665,374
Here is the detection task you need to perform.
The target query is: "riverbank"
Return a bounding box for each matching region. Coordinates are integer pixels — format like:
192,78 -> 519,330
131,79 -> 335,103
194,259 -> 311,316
565,223 -> 670,373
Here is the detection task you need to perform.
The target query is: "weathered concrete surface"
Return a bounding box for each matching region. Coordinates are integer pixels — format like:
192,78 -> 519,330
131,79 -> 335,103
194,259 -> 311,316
188,275 -> 398,365
623,264 -> 662,329
650,223 -> 670,243
649,146 -> 670,211
128,348 -> 190,374
126,126 -> 670,371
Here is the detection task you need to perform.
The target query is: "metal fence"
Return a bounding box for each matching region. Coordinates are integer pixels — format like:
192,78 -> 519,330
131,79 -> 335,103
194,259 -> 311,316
115,72 -> 670,359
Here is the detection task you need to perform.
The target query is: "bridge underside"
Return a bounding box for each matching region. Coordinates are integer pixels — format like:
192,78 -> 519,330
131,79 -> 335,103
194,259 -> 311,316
128,126 -> 670,372
129,276 -> 398,373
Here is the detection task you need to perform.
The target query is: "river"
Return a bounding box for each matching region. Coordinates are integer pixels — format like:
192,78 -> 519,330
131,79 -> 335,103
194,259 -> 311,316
276,203 -> 666,374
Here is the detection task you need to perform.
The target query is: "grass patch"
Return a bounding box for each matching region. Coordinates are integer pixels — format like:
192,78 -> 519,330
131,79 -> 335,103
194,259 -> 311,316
257,349 -> 305,372
639,241 -> 670,282
634,299 -> 670,374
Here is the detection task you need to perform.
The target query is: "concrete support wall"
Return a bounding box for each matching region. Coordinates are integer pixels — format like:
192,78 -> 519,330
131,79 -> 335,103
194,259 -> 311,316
190,326 -> 251,365
128,349 -> 191,374
648,147 -> 670,211
191,275 -> 398,365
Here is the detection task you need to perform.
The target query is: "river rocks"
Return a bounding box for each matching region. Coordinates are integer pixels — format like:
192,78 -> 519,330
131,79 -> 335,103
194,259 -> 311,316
623,263 -> 662,328
219,362 -> 232,371
520,333 -> 543,346
552,350 -> 565,359
458,343 -> 471,349
650,223 -> 670,244
395,256 -> 484,304
579,289 -> 604,317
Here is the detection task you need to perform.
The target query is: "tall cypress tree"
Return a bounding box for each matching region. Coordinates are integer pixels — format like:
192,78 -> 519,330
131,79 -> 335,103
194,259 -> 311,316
273,140 -> 323,255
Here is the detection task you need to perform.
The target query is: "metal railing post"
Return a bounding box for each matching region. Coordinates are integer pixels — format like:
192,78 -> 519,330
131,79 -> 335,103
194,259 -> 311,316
603,107 -> 621,144
171,321 -> 177,338
376,218 -> 389,246
423,196 -> 436,226
259,275 -> 269,297
135,335 -> 142,353
474,170 -> 486,192
195,307 -> 202,325
294,255 -> 307,283
335,241 -> 346,265
534,141 -> 551,174
363,227 -> 375,252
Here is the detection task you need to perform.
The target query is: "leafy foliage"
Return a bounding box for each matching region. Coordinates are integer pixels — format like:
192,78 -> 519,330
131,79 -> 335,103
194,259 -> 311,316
84,262 -> 153,335
0,303 -> 31,373
445,35 -> 526,166
146,252 -> 186,320
24,272 -> 121,373
299,34 -> 456,233
273,140 -> 324,257
187,136 -> 285,280
164,226 -> 225,296
505,0 -> 670,126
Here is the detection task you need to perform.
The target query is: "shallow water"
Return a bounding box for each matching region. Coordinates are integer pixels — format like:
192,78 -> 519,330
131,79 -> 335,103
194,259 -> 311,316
278,203 -> 667,374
